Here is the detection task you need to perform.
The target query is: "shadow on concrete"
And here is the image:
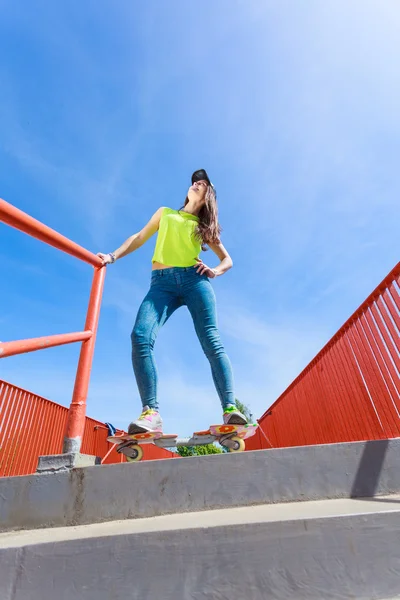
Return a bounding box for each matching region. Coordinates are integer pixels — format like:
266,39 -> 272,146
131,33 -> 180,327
350,439 -> 389,498
353,496 -> 400,504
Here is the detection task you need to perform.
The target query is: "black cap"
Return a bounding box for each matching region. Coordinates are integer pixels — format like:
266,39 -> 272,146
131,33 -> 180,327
191,169 -> 211,185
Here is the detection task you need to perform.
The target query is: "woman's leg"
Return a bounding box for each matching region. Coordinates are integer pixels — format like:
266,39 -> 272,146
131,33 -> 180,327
131,280 -> 182,411
183,274 -> 236,411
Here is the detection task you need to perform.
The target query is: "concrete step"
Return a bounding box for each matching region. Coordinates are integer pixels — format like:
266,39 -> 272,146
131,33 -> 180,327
1,438 -> 399,532
1,496 -> 400,600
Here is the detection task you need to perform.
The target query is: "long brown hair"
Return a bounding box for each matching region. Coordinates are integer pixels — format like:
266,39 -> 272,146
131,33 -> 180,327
179,185 -> 221,250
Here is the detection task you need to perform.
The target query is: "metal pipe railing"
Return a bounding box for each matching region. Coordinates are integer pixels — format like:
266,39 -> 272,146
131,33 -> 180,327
0,198 -> 102,267
0,331 -> 92,358
63,266 -> 106,454
0,197 -> 106,455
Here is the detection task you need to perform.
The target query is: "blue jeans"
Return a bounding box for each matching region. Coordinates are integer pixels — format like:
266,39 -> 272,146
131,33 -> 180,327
131,266 -> 235,411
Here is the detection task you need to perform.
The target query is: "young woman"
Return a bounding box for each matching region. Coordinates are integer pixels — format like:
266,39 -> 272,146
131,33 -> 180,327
97,169 -> 246,434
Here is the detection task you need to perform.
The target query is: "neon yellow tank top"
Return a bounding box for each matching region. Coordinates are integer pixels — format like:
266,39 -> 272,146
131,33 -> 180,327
152,208 -> 202,267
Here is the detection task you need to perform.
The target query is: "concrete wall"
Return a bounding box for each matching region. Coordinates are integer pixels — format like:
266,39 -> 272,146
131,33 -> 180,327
1,508 -> 400,600
1,438 -> 399,532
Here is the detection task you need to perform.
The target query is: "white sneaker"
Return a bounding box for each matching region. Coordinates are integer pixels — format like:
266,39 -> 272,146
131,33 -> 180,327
128,406 -> 163,434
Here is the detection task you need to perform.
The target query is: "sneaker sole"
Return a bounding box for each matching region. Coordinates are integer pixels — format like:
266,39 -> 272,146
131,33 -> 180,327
225,415 -> 247,425
127,424 -> 148,435
128,423 -> 163,435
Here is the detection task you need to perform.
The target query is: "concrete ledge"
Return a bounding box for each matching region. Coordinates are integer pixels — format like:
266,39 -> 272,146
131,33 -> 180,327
1,438 -> 399,532
36,453 -> 100,473
1,500 -> 400,599
1,495 -> 400,547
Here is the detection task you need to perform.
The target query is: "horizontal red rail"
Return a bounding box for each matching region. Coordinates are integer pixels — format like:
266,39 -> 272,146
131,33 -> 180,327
246,262 -> 400,451
0,198 -> 102,267
0,331 -> 92,358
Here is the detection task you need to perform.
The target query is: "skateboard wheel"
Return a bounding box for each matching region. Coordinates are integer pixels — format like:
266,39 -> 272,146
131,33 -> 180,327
123,444 -> 143,462
228,435 -> 245,453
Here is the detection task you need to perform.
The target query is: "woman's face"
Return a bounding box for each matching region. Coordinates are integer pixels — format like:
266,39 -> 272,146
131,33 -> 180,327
187,179 -> 208,204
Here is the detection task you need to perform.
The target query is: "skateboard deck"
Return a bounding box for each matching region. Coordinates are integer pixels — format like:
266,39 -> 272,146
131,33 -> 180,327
107,431 -> 177,445
107,422 -> 258,462
195,423 -> 258,440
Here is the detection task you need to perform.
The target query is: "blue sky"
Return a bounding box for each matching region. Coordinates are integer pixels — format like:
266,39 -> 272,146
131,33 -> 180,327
1,1 -> 399,436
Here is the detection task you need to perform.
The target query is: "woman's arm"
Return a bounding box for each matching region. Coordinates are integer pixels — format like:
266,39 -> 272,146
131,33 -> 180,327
98,207 -> 164,264
195,241 -> 233,277
208,241 -> 233,276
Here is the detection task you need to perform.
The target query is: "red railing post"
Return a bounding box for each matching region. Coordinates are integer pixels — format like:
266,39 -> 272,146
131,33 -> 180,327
0,197 -> 108,459
63,266 -> 106,454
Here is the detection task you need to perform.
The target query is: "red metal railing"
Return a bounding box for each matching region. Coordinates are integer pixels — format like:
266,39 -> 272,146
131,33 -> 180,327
0,198 -> 105,455
246,262 -> 400,450
0,379 -> 176,476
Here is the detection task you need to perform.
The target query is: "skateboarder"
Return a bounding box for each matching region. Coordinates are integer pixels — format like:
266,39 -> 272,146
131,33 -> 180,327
97,169 -> 247,434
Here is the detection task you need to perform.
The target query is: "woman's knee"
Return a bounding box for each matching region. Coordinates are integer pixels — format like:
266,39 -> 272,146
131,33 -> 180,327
131,325 -> 151,348
201,330 -> 225,357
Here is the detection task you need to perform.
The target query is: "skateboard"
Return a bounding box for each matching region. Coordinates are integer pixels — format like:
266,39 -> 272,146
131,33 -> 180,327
107,422 -> 258,462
